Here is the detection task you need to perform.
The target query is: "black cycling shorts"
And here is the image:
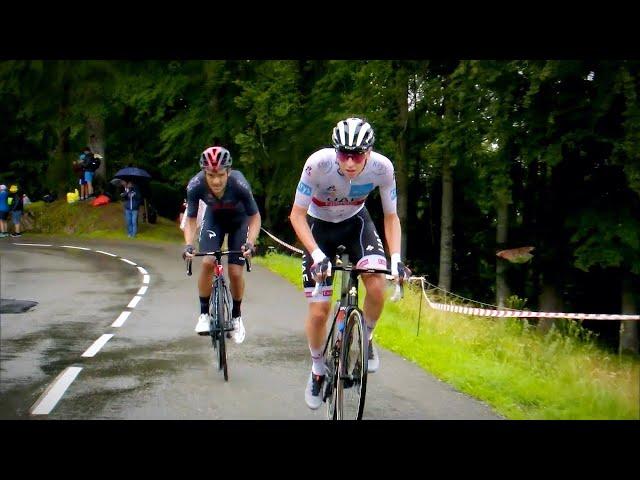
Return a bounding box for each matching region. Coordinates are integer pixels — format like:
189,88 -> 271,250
198,209 -> 249,266
302,207 -> 387,302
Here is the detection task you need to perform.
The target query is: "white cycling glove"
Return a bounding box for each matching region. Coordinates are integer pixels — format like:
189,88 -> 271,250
391,253 -> 401,277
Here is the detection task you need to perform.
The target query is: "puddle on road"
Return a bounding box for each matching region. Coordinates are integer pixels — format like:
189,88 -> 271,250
0,299 -> 38,314
2,326 -> 312,419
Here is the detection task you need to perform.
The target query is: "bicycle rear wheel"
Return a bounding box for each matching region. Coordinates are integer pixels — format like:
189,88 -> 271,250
336,308 -> 367,420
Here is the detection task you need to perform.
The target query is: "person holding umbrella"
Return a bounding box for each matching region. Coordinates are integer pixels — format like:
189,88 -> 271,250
121,180 -> 142,238
182,146 -> 261,344
113,166 -> 151,238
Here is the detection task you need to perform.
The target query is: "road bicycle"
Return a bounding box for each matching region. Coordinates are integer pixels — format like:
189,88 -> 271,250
187,250 -> 251,381
314,245 -> 406,420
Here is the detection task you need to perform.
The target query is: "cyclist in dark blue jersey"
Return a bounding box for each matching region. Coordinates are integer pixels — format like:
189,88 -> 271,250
182,146 -> 261,344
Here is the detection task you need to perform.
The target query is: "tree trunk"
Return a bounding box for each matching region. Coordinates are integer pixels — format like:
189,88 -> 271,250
48,61 -> 71,198
395,66 -> 409,258
496,198 -> 510,307
438,155 -> 453,291
537,280 -> 562,334
87,116 -> 106,179
619,274 -> 638,355
263,150 -> 280,230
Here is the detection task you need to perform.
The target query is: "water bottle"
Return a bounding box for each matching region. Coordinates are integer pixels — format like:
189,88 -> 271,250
336,306 -> 346,340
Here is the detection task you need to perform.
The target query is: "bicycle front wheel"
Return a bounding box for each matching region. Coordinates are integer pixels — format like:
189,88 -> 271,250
324,302 -> 341,420
336,308 -> 367,420
212,284 -> 229,381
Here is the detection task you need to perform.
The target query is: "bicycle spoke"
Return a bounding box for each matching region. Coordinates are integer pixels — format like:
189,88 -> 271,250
337,309 -> 367,420
324,303 -> 341,420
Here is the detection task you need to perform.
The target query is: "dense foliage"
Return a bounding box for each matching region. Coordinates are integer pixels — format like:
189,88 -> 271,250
1,60 -> 638,351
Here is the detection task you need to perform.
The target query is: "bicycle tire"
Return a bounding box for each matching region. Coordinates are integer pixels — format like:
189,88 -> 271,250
210,282 -> 228,381
218,281 -> 231,382
336,308 -> 367,420
324,301 -> 341,420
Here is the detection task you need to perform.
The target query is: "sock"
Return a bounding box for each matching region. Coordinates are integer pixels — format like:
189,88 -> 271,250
232,299 -> 242,318
364,317 -> 376,341
310,346 -> 325,376
199,296 -> 210,315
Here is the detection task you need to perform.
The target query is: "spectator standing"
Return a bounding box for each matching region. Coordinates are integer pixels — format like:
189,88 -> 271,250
73,155 -> 87,200
0,185 -> 9,237
121,180 -> 142,238
8,184 -> 23,237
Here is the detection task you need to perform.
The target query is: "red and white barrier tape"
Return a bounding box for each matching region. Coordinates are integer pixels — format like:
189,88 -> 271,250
258,231 -> 640,321
410,277 -> 640,321
261,227 -> 304,255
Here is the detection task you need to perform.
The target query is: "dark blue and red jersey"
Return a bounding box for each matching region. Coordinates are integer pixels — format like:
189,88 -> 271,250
186,170 -> 258,221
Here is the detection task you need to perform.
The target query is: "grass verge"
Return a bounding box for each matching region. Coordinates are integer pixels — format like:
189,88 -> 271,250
254,252 -> 640,420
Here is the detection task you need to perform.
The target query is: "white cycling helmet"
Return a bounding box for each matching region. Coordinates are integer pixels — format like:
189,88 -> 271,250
332,117 -> 375,153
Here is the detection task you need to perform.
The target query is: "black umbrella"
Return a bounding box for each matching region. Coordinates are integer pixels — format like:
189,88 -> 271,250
112,167 -> 153,224
113,167 -> 152,183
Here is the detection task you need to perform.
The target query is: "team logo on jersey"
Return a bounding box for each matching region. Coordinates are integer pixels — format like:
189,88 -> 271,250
187,176 -> 201,191
297,181 -> 312,196
207,230 -> 216,239
318,159 -> 333,173
326,185 -> 337,194
372,160 -> 387,175
374,231 -> 384,252
305,166 -> 312,176
348,183 -> 374,197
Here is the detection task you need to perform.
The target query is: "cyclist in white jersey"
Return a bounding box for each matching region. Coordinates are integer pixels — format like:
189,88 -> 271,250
290,117 -> 409,410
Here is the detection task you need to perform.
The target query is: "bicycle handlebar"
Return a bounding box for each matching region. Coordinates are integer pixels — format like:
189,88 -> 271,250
186,250 -> 252,276
310,265 -> 406,299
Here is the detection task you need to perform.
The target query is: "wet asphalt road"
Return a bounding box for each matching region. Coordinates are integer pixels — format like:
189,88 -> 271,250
0,236 -> 501,420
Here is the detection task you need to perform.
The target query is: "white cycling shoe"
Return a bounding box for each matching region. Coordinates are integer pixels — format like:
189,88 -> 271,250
195,313 -> 210,336
367,340 -> 380,373
231,316 -> 245,344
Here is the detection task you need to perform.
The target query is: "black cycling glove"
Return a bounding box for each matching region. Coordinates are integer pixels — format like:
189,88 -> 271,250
182,244 -> 195,261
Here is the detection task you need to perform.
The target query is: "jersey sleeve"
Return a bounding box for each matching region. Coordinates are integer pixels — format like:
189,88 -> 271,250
233,171 -> 259,216
378,159 -> 398,215
293,154 -> 319,210
185,175 -> 201,218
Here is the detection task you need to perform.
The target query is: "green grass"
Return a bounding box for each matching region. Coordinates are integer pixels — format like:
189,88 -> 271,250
254,252 -> 640,420
17,203 -> 640,420
24,199 -> 183,243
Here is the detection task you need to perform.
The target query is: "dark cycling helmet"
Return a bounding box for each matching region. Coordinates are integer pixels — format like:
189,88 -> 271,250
332,117 -> 375,153
199,146 -> 232,171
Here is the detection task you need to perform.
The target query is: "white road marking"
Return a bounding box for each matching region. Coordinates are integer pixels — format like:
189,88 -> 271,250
12,243 -> 53,247
127,296 -> 142,308
111,311 -> 131,327
96,250 -> 118,257
12,244 -> 151,414
81,334 -> 114,357
30,366 -> 83,415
